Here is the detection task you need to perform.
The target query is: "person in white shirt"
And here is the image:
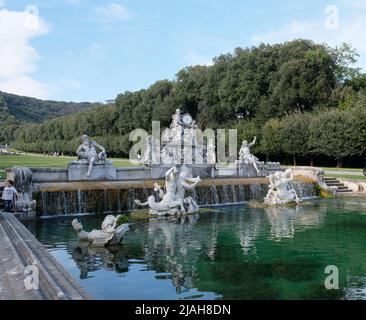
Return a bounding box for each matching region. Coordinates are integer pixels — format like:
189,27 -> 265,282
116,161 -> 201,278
1,180 -> 19,212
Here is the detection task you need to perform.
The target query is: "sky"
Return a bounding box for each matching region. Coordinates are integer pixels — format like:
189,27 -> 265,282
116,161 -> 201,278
0,0 -> 365,102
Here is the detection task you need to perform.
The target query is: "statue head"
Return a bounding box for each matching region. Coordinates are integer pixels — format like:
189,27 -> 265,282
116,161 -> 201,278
101,215 -> 116,232
242,140 -> 248,146
175,109 -> 181,115
81,134 -> 89,143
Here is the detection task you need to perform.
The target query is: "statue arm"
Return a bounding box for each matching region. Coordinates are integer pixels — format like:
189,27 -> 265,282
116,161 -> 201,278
249,137 -> 256,147
76,144 -> 83,154
181,177 -> 201,190
94,141 -> 105,153
165,167 -> 177,177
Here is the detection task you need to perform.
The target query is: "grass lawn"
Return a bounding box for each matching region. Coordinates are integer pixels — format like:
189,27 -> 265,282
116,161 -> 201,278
0,154 -> 136,172
287,165 -> 363,172
321,167 -> 363,172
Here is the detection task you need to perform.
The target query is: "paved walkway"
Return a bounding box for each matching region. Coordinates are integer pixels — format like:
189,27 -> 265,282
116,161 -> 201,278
0,212 -> 91,300
324,170 -> 363,176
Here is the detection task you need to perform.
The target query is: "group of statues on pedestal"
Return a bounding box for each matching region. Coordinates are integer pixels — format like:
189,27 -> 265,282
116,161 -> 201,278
74,110 -> 268,176
135,165 -> 202,215
139,109 -> 216,166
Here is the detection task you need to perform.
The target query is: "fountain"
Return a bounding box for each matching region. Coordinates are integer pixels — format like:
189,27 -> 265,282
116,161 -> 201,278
5,110 -> 322,218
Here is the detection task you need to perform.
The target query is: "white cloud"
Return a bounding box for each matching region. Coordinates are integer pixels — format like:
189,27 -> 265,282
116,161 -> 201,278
251,13 -> 366,70
0,76 -> 49,99
94,3 -> 133,23
0,8 -> 50,98
184,52 -> 213,67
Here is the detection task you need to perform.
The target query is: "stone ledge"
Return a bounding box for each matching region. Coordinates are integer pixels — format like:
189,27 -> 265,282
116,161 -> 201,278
0,213 -> 91,300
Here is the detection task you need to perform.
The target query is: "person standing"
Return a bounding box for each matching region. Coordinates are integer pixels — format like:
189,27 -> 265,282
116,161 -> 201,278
1,180 -> 19,212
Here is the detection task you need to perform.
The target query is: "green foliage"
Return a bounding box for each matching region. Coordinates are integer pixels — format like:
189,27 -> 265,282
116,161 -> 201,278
116,215 -> 129,227
308,108 -> 366,166
261,118 -> 283,160
2,39 -> 366,166
326,43 -> 360,82
0,91 -> 99,123
280,112 -> 313,159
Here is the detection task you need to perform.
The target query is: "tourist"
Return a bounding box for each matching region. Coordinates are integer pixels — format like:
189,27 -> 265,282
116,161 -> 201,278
1,180 -> 19,213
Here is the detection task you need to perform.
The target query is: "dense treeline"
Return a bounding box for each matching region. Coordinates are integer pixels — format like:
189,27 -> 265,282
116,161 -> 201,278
4,39 -> 366,167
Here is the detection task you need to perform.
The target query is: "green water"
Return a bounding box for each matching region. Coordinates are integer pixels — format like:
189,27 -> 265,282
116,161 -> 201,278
23,199 -> 366,300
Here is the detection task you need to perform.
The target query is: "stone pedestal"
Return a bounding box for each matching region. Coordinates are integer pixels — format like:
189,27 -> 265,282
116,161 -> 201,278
68,162 -> 116,181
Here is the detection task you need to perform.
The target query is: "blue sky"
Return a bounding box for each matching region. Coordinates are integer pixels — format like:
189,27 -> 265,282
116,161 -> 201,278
0,0 -> 365,102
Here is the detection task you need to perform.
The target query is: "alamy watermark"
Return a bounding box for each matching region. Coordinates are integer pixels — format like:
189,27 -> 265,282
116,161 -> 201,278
325,5 -> 340,30
324,265 -> 339,290
128,121 -> 239,165
24,263 -> 39,290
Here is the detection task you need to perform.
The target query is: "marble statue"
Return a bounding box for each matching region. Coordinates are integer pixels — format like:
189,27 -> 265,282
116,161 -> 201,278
170,109 -> 185,145
264,169 -> 301,205
135,166 -> 201,215
71,215 -> 129,246
176,165 -> 201,213
138,135 -> 153,166
206,139 -> 216,165
76,134 -> 107,176
140,110 -> 215,166
238,137 -> 261,174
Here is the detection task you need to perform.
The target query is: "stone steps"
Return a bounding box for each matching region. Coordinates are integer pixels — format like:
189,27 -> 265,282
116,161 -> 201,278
0,213 -> 91,300
324,177 -> 352,195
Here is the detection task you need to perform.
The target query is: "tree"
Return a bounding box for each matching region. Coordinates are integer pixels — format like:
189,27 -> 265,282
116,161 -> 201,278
326,43 -> 360,82
308,109 -> 361,167
280,112 -> 313,166
261,118 -> 283,162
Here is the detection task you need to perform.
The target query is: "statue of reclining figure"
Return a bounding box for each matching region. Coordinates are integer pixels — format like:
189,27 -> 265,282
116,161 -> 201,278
72,215 -> 129,246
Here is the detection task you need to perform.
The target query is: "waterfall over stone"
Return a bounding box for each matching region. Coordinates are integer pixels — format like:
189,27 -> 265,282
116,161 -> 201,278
34,180 -> 317,217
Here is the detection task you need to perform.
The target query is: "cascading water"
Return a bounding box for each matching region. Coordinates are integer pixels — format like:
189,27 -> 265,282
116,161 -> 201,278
34,181 -> 318,217
10,167 -> 36,212
292,182 -> 318,199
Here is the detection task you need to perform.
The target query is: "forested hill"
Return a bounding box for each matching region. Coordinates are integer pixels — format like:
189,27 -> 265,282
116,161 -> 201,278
4,39 -> 366,167
0,91 -> 101,125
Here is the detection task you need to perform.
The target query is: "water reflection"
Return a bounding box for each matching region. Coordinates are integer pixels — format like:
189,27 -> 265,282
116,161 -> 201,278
237,209 -> 263,256
66,206 -> 328,293
71,244 -> 129,279
144,214 -> 201,294
23,199 -> 366,300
